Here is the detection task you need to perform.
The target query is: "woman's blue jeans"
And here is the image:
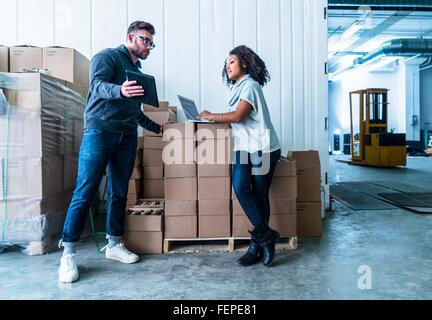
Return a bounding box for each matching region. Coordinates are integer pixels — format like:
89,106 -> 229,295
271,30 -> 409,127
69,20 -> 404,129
61,128 -> 137,243
232,149 -> 281,230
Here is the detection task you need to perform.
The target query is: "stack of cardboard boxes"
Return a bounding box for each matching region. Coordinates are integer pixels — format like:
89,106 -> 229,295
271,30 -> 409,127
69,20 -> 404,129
123,199 -> 164,254
0,72 -> 85,254
197,124 -> 232,238
163,123 -> 197,238
4,45 -> 89,89
142,103 -> 176,198
288,151 -> 323,237
232,157 -> 298,238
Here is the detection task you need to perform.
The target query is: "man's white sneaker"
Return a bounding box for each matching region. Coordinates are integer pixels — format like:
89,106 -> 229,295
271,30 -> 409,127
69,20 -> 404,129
59,254 -> 79,283
105,243 -> 139,264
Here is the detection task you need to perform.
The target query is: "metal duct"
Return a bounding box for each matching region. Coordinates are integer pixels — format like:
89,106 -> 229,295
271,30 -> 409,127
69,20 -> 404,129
353,38 -> 432,66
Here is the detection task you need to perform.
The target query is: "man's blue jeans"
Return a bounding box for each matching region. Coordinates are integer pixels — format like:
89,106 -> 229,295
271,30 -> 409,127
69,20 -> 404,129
232,149 -> 281,229
61,128 -> 137,243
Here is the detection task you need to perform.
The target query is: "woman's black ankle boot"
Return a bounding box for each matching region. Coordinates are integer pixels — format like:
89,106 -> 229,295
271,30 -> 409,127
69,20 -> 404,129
236,237 -> 262,266
253,226 -> 280,267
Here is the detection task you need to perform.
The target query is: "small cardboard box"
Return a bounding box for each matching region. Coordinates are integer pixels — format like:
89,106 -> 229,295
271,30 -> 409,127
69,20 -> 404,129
124,231 -> 163,254
143,148 -> 163,167
199,215 -> 231,238
232,212 -> 296,238
162,139 -> 195,165
165,177 -> 197,200
198,200 -> 230,216
142,179 -> 164,198
0,46 -> 9,72
9,46 -> 43,72
196,139 -> 232,165
42,47 -> 89,87
232,198 -> 296,215
198,177 -> 231,200
165,215 -> 197,239
144,110 -> 176,136
163,123 -> 195,140
232,214 -> 253,237
124,213 -> 162,232
197,164 -> 230,177
297,201 -> 322,237
143,136 -> 164,150
164,164 -> 196,178
143,166 -> 163,179
288,151 -> 321,202
196,123 -> 232,140
165,200 -> 197,216
269,176 -> 297,200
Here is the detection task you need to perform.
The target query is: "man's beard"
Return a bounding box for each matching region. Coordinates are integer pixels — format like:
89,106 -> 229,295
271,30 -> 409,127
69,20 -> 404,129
132,46 -> 149,60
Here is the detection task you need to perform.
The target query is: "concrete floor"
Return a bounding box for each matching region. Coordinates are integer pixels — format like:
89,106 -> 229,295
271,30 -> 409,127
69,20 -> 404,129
1,156 -> 432,300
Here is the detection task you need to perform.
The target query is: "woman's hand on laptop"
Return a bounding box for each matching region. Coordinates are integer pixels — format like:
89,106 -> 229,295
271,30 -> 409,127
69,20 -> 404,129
197,110 -> 213,120
121,80 -> 144,98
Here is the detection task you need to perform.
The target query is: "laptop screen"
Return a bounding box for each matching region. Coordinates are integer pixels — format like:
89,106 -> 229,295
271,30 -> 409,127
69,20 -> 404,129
178,95 -> 199,120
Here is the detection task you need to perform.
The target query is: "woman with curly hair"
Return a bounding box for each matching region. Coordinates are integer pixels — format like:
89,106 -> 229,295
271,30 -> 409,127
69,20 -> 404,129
198,45 -> 281,267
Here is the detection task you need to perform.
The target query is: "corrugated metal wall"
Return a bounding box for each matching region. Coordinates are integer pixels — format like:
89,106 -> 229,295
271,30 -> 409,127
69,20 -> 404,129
0,0 -> 329,205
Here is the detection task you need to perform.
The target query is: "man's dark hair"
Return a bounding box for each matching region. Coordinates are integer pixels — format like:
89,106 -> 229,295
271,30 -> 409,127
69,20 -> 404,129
222,45 -> 270,87
127,21 -> 155,36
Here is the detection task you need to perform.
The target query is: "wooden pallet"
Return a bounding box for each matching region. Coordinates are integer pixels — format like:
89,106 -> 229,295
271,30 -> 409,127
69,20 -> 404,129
163,236 -> 298,254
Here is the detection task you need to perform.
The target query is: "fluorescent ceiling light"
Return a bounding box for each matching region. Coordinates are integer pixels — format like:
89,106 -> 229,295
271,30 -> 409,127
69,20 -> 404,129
341,21 -> 363,40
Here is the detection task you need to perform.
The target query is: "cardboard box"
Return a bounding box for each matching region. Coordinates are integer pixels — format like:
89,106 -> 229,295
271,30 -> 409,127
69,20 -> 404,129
269,177 -> 297,200
163,123 -> 195,140
232,214 -> 253,237
198,177 -> 231,200
143,148 -> 163,167
164,164 -> 196,178
142,179 -> 164,198
162,139 -> 195,165
144,136 -> 164,150
297,201 -> 322,237
288,151 -> 321,202
128,179 -> 141,194
197,164 -> 230,177
274,157 -> 297,177
124,231 -> 163,254
43,47 -> 89,87
165,216 -> 197,238
144,110 -> 176,136
270,214 -> 297,237
196,123 -> 232,140
165,200 -> 197,216
124,213 -> 162,232
196,139 -> 232,166
199,215 -> 231,238
9,46 -> 43,72
143,166 -> 163,179
165,177 -> 197,200
143,101 -> 169,112
198,200 -> 230,216
0,46 -> 9,72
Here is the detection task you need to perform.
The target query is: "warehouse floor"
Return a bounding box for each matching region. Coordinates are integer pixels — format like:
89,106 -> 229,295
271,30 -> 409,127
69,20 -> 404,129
1,156 -> 432,300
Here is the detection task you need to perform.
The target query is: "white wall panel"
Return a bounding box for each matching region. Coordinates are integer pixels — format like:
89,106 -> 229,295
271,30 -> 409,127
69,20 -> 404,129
165,0 -> 200,122
234,0 -> 257,50
18,0 -> 54,46
92,0 -> 127,55
128,0 -> 164,99
201,0 -> 233,114
258,0 -> 281,150
55,0 -> 91,58
0,0 -> 17,46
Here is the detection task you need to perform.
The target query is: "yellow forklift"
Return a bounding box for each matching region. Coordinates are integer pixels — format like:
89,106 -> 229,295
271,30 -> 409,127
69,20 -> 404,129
349,88 -> 407,167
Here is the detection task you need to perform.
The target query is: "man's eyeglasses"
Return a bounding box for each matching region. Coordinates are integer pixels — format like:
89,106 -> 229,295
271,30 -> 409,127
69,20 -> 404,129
133,34 -> 156,50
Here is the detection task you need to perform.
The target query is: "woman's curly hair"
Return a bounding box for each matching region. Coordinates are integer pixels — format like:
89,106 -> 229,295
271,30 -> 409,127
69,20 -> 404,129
222,45 -> 270,87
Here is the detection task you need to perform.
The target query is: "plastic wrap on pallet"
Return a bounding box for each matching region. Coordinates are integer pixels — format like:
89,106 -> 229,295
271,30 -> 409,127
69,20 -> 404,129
0,72 -> 85,255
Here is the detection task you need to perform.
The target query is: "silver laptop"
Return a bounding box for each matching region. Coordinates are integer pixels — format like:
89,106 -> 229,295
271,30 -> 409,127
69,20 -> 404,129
177,95 -> 214,123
